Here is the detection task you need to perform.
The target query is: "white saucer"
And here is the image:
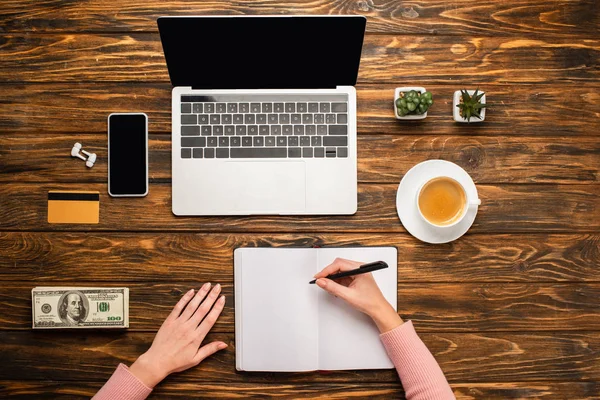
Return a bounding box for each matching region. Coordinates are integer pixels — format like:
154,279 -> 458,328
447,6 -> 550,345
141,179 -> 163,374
396,160 -> 479,244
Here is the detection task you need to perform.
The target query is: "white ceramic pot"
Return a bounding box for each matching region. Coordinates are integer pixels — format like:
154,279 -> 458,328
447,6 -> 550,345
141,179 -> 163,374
394,87 -> 427,120
453,90 -> 486,123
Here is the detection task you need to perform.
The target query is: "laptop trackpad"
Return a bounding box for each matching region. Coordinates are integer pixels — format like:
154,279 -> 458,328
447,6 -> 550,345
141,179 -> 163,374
223,162 -> 306,214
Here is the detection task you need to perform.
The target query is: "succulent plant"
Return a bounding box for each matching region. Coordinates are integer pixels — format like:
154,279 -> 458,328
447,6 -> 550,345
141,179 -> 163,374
457,89 -> 486,122
395,90 -> 433,117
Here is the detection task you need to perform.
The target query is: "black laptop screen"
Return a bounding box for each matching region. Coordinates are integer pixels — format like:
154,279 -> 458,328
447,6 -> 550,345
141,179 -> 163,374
157,16 -> 366,89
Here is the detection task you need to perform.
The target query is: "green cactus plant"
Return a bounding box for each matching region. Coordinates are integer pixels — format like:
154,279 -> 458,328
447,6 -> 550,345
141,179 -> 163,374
395,90 -> 433,117
457,89 -> 486,123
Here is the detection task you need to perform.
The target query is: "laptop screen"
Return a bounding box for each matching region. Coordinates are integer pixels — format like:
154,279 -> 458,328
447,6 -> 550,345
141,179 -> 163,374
157,16 -> 366,90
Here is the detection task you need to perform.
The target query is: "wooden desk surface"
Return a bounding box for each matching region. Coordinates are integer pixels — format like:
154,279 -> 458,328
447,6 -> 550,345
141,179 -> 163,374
1,2 -> 599,399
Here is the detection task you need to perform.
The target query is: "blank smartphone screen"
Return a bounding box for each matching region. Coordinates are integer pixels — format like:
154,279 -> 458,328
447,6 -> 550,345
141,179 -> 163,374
108,114 -> 147,196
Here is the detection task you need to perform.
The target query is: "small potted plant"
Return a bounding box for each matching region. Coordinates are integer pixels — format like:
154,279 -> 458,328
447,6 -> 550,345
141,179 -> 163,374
394,87 -> 433,120
453,89 -> 486,123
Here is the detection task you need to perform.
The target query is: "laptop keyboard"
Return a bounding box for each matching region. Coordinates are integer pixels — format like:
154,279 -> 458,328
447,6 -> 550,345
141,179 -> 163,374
178,94 -> 349,159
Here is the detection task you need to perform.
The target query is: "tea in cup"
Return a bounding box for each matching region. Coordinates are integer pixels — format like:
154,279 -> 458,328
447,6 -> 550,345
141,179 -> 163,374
417,176 -> 480,228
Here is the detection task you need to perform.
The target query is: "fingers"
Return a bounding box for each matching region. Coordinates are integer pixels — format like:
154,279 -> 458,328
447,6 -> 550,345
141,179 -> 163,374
195,294 -> 226,337
167,288 -> 195,322
193,341 -> 228,365
315,278 -> 351,301
189,284 -> 222,326
314,258 -> 362,279
180,282 -> 212,321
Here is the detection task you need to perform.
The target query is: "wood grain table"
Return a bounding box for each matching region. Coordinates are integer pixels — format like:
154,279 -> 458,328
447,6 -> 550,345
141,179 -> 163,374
1,1 -> 599,399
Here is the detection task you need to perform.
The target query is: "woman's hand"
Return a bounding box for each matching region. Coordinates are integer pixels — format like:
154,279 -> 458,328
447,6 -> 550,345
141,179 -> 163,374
129,283 -> 227,388
314,258 -> 403,333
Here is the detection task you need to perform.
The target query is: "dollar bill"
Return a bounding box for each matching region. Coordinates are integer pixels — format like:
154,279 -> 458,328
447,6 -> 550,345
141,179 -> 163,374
32,287 -> 129,329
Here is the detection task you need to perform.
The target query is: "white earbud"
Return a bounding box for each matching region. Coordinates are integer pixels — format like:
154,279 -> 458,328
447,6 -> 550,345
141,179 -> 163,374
83,151 -> 97,168
71,143 -> 87,161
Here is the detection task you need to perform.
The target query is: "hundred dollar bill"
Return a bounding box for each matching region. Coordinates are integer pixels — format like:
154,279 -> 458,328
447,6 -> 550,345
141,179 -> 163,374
32,287 -> 129,329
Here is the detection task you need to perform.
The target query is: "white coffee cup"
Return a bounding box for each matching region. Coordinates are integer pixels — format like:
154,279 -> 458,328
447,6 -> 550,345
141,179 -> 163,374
416,176 -> 481,228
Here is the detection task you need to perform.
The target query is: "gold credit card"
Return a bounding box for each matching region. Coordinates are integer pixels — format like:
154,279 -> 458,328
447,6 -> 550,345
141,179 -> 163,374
48,191 -> 99,224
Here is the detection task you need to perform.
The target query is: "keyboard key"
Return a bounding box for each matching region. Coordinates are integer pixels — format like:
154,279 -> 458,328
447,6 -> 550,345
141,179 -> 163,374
193,103 -> 203,113
277,137 -> 287,146
242,137 -> 252,147
231,148 -> 287,158
213,126 -> 223,135
300,136 -> 310,146
305,125 -> 316,135
181,115 -> 197,125
274,103 -> 284,113
259,125 -> 269,135
320,103 -> 330,113
244,114 -> 255,124
231,137 -> 241,147
294,125 -> 304,135
253,137 -> 264,147
302,114 -> 313,124
314,147 -> 325,158
204,148 -> 215,158
311,136 -> 322,146
207,137 -> 218,147
308,102 -> 319,112
265,136 -> 276,146
337,147 -> 348,157
236,126 -> 247,135
205,103 -> 214,113
210,115 -> 220,124
326,147 -> 336,157
297,103 -> 307,113
193,148 -> 203,158
262,103 -> 272,113
257,114 -> 267,124
181,137 -> 206,147
337,114 -> 348,124
251,103 -> 261,113
285,103 -> 295,113
317,125 -> 327,135
332,103 -> 348,112
216,148 -> 229,158
224,125 -> 235,135
248,125 -> 258,135
219,137 -> 229,147
326,114 -> 336,124
282,125 -> 292,135
324,136 -> 347,146
303,147 -> 313,158
216,103 -> 226,113
291,114 -> 301,124
233,114 -> 244,124
198,114 -> 209,124
314,114 -> 324,124
222,114 -> 232,124
182,126 -> 200,136
201,126 -> 211,136
271,125 -> 281,135
239,103 -> 249,113
268,114 -> 278,124
288,136 -> 298,147
329,125 -> 348,135
227,103 -> 238,113
279,114 -> 290,124
288,147 -> 301,158
181,103 -> 192,113
181,148 -> 191,158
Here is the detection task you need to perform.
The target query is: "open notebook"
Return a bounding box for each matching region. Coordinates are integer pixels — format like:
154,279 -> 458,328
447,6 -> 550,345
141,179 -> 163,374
234,247 -> 397,372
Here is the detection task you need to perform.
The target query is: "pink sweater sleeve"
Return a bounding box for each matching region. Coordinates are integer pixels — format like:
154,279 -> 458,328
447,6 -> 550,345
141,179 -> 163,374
92,363 -> 153,400
380,321 -> 455,400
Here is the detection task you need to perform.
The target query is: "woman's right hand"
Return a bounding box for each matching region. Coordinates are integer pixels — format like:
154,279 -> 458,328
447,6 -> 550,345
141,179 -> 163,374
314,258 -> 403,333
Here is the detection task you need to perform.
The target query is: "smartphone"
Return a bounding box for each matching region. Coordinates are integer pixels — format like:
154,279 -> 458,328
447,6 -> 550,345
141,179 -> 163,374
108,113 -> 148,197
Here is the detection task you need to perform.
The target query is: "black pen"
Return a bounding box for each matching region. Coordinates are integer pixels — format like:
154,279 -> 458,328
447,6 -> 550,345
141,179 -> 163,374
309,261 -> 388,284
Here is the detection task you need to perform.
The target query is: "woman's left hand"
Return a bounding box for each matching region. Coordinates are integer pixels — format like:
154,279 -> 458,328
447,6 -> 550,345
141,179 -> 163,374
129,283 -> 227,387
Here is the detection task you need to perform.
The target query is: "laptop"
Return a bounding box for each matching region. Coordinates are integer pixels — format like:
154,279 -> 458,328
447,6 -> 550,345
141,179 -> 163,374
157,15 -> 367,216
